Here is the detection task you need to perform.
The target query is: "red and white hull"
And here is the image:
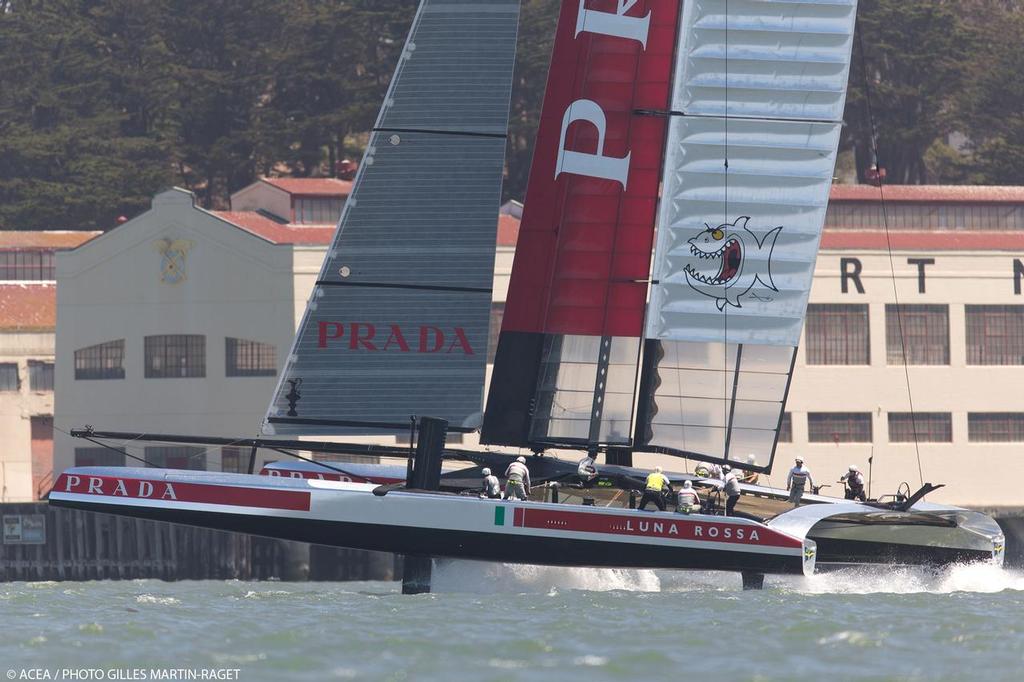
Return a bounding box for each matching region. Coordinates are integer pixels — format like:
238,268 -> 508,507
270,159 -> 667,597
49,467 -> 815,576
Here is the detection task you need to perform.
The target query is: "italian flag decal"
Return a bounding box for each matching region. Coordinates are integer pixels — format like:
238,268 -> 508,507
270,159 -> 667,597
494,505 -> 525,527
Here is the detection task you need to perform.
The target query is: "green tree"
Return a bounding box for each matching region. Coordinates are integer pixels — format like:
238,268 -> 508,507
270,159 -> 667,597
844,0 -> 973,184
954,3 -> 1024,184
0,0 -> 171,230
503,0 -> 559,202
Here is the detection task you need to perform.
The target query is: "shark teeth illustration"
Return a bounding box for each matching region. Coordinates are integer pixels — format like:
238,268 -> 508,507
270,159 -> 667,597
684,238 -> 738,285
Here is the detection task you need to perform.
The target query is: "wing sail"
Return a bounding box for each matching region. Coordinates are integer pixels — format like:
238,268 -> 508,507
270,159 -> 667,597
265,0 -> 521,436
482,0 -> 680,448
636,0 -> 859,469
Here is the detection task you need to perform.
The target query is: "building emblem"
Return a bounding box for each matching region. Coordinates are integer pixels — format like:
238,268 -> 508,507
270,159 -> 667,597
683,217 -> 781,310
154,238 -> 194,285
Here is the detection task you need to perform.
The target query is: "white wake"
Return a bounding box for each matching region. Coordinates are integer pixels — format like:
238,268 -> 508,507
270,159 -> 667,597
428,560 -> 1024,595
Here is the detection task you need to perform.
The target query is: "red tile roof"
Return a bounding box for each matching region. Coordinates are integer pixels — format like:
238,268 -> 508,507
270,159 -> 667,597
260,177 -> 353,197
821,230 -> 1024,251
0,231 -> 101,249
0,283 -> 56,331
829,185 -> 1024,203
497,214 -> 520,247
215,210 -> 521,248
212,212 -> 335,245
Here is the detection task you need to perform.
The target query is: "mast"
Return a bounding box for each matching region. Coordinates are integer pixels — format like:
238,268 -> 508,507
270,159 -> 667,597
482,0 -> 681,448
635,0 -> 860,471
264,0 -> 522,436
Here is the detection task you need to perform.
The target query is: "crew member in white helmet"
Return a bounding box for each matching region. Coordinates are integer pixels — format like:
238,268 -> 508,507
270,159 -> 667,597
786,457 -> 813,506
676,480 -> 701,514
481,467 -> 501,499
577,449 -> 598,484
504,456 -> 531,501
740,454 -> 759,485
840,464 -> 866,501
722,464 -> 741,516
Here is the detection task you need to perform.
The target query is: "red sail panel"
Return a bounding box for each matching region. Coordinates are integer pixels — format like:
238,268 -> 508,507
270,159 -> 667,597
502,0 -> 678,338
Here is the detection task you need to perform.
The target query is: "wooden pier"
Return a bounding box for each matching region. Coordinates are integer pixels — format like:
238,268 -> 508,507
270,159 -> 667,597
0,503 -> 395,582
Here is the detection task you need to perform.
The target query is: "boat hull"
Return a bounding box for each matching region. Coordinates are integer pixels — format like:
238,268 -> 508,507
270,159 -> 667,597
48,468 -> 812,576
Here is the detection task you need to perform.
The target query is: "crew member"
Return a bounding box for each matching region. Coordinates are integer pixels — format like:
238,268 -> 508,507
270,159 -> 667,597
694,463 -> 711,478
740,454 -> 759,485
786,457 -> 813,507
577,450 -> 598,484
504,456 -> 531,501
481,467 -> 501,499
639,466 -> 673,511
840,464 -> 866,501
722,464 -> 741,516
676,480 -> 701,514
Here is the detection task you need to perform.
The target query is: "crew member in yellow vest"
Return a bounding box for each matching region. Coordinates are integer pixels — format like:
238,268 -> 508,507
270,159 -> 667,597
639,466 -> 673,511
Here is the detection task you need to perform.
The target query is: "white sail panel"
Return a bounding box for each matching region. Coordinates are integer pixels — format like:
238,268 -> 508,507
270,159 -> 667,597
674,0 -> 858,121
636,0 -> 857,465
647,116 -> 841,345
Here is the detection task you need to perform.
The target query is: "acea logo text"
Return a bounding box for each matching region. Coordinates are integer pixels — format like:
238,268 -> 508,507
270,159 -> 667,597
683,216 -> 782,310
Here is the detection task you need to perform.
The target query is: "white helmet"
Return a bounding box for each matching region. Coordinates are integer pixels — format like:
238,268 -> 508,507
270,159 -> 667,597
747,454 -> 757,464
654,466 -> 663,473
722,464 -> 732,473
516,456 -> 526,464
683,480 -> 693,489
482,468 -> 491,476
795,457 -> 804,464
849,464 -> 859,472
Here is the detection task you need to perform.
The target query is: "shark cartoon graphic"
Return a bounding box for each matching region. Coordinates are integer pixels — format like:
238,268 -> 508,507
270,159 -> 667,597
683,216 -> 782,310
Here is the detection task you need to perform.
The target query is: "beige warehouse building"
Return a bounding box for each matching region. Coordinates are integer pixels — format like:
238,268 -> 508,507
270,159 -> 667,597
43,183 -> 1024,508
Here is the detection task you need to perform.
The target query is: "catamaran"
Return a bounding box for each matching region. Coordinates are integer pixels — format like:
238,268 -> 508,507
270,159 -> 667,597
49,0 -> 1005,588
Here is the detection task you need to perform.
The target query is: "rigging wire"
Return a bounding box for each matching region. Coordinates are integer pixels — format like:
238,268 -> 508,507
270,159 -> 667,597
722,0 -> 730,460
854,25 -> 925,487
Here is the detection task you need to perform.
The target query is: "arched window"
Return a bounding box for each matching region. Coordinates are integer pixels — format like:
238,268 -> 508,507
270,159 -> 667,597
145,335 -> 205,378
74,340 -> 125,380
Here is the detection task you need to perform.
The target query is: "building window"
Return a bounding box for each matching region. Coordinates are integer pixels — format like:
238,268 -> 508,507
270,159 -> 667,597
778,413 -> 793,443
0,363 -> 19,391
808,412 -> 872,443
487,303 -> 504,363
294,197 -> 343,225
886,304 -> 949,365
144,446 -> 207,470
226,338 -> 277,377
28,361 -> 54,391
968,413 -> 1024,442
0,249 -> 55,280
221,446 -> 246,473
75,340 -> 126,380
966,305 -> 1024,365
888,412 -> 952,443
145,335 -> 205,378
805,304 -> 870,365
74,447 -> 127,467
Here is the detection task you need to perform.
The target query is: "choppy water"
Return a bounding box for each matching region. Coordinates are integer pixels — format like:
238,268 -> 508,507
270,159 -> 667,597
3,562 -> 1024,681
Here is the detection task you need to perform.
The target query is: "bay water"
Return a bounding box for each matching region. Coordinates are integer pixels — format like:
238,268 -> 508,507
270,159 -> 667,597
3,562 -> 1023,681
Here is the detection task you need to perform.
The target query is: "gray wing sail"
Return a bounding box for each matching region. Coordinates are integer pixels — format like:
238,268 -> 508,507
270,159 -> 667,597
265,0 -> 521,436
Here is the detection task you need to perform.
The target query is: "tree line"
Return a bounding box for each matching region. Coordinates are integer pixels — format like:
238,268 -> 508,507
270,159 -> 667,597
1,0 -> 1021,231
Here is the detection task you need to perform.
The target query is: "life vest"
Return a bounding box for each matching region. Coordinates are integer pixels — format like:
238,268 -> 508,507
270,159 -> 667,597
483,475 -> 500,497
790,467 -> 809,487
645,472 -> 669,491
